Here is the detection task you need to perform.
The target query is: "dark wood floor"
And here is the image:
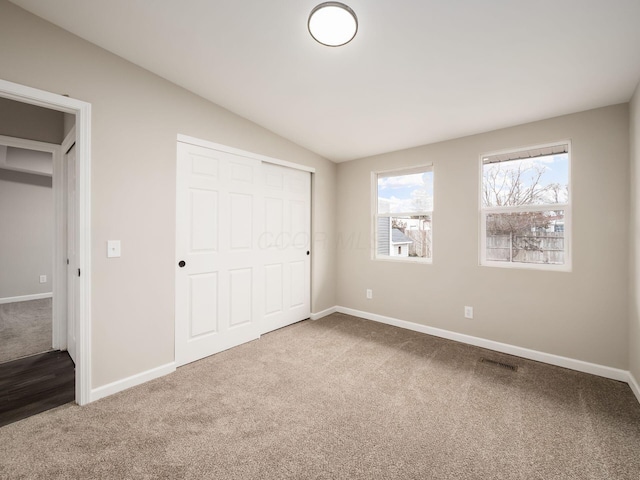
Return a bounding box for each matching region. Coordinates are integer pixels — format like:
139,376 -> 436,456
0,351 -> 75,428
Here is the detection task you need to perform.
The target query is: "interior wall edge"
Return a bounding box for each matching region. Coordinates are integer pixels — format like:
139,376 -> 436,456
630,79 -> 640,390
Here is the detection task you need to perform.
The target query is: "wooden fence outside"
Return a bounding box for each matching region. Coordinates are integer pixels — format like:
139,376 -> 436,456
486,232 -> 564,264
405,229 -> 431,258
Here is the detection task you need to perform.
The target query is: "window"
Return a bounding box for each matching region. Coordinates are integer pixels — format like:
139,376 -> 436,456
375,165 -> 433,262
480,142 -> 570,270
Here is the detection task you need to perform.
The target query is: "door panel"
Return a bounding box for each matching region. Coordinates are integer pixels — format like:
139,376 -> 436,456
190,190 -> 218,251
189,273 -> 218,337
290,261 -> 305,307
261,163 -> 311,333
230,193 -> 252,249
229,268 -> 253,327
265,264 -> 283,315
176,143 -> 262,367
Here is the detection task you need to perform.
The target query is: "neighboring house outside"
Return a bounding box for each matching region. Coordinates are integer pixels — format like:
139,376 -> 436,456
391,228 -> 413,257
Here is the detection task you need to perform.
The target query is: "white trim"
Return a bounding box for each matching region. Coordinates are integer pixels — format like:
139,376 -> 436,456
629,372 -> 640,405
482,203 -> 570,214
480,258 -> 571,272
52,145 -> 64,351
0,134 -> 57,177
375,163 -> 434,177
481,140 -> 572,161
310,306 -> 337,320
90,362 -> 176,403
375,255 -> 433,265
54,127 -> 76,352
0,134 -> 60,153
75,101 -> 92,406
61,127 -> 77,152
177,134 -> 316,173
0,292 -> 53,304
335,306 -> 630,382
0,78 -> 92,406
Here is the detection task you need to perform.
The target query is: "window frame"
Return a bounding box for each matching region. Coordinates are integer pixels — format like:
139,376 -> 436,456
372,164 -> 434,264
478,141 -> 572,272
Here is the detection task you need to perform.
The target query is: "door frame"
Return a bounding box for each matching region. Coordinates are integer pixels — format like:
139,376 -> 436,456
61,127 -> 76,359
0,78 -> 92,406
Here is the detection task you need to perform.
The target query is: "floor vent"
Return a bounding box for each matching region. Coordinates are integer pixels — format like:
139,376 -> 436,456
479,358 -> 518,372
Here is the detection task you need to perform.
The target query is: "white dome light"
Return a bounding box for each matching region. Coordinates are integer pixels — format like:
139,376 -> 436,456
308,2 -> 358,47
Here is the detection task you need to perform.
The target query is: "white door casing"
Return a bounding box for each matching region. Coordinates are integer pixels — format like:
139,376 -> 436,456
175,142 -> 263,366
66,143 -> 77,363
0,79 -> 92,405
261,163 -> 311,333
175,139 -> 312,366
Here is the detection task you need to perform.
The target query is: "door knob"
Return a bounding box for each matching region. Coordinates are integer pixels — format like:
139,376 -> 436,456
178,260 -> 186,268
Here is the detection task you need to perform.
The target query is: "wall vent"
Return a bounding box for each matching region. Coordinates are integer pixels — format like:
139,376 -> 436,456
479,358 -> 518,372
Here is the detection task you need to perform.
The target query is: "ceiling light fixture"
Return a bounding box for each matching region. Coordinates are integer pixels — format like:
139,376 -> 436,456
308,2 -> 358,47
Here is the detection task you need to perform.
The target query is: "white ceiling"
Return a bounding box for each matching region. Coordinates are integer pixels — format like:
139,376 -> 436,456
10,0 -> 640,162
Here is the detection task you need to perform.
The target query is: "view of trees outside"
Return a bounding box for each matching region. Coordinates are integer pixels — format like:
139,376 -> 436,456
482,152 -> 569,264
377,169 -> 433,259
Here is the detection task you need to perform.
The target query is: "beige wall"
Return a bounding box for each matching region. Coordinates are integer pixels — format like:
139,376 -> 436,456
0,97 -> 64,144
0,168 -> 53,299
337,104 -> 630,369
630,82 -> 640,382
0,1 -> 336,388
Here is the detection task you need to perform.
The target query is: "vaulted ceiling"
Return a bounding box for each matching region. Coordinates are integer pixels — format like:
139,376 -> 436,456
10,0 -> 640,162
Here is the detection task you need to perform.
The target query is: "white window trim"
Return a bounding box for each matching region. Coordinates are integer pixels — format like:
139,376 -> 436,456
372,164 -> 434,264
479,140 -> 572,272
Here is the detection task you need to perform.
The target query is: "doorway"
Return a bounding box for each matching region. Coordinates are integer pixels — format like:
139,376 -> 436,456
0,138 -> 57,365
0,78 -> 92,405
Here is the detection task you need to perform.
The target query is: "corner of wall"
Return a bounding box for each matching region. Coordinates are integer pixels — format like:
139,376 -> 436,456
630,79 -> 640,385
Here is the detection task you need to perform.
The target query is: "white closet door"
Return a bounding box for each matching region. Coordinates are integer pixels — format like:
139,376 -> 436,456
175,142 -> 263,366
261,163 -> 311,333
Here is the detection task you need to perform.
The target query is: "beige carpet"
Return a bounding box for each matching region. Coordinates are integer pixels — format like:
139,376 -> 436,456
1,313 -> 639,479
0,298 -> 52,364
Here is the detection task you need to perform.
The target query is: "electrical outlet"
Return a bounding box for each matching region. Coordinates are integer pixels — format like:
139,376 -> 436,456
366,289 -> 373,299
39,275 -> 47,284
464,306 -> 473,319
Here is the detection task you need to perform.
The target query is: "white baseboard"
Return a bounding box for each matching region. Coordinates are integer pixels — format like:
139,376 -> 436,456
335,306 -> 630,383
0,292 -> 53,304
90,362 -> 176,403
310,306 -> 337,320
629,372 -> 640,404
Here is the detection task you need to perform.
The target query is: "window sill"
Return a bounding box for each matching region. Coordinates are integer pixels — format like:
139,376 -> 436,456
374,255 -> 432,265
480,260 -> 571,272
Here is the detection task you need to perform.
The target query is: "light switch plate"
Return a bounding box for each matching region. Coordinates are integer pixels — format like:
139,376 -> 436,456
107,240 -> 121,258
